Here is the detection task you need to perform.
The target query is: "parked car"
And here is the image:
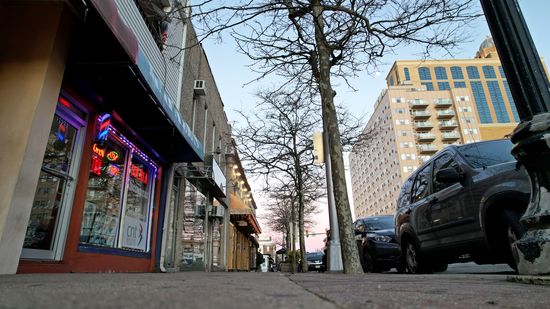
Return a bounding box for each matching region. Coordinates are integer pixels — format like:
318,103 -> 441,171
304,251 -> 326,272
395,139 -> 530,274
354,215 -> 404,273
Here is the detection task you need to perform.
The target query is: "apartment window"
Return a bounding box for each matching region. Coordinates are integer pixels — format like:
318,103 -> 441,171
395,108 -> 406,114
470,81 -> 493,123
499,66 -> 507,79
434,67 -> 448,80
396,119 -> 409,125
456,96 -> 470,101
454,81 -> 466,88
421,82 -> 434,91
438,82 -> 451,91
486,81 -> 511,123
389,76 -> 395,86
418,67 -> 432,80
466,66 -> 480,79
503,81 -> 520,122
450,66 -> 464,79
483,66 -> 497,79
404,67 -> 411,80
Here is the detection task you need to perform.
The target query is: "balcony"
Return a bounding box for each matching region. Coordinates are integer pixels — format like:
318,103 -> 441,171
437,109 -> 455,118
408,99 -> 429,109
439,120 -> 458,129
414,121 -> 434,130
416,133 -> 436,142
441,132 -> 460,140
434,98 -> 453,107
411,111 -> 431,119
417,144 -> 438,154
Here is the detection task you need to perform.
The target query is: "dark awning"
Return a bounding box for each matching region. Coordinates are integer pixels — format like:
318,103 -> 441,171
66,1 -> 203,163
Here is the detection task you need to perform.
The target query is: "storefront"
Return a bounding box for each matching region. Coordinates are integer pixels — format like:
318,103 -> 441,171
228,194 -> 261,271
14,0 -> 203,273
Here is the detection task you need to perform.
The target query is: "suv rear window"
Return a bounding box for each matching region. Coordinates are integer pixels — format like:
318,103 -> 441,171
457,139 -> 515,168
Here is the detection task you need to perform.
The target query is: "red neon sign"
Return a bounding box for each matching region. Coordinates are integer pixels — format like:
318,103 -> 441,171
106,151 -> 119,162
130,164 -> 149,185
92,143 -> 105,158
91,155 -> 102,175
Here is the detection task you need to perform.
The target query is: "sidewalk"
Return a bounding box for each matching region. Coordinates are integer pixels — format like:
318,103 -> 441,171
0,272 -> 548,308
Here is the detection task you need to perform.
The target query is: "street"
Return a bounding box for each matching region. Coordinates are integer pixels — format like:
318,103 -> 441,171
1,271 -> 548,309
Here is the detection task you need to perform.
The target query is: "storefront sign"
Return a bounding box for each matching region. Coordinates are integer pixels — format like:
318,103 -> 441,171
130,164 -> 149,185
107,164 -> 120,177
122,216 -> 146,251
106,150 -> 119,162
91,155 -> 102,175
92,143 -> 105,158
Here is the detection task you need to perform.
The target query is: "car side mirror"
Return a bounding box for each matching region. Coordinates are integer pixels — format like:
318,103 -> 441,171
435,167 -> 463,183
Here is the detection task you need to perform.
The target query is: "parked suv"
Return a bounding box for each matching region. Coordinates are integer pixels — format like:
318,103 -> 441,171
355,215 -> 404,273
395,139 -> 529,274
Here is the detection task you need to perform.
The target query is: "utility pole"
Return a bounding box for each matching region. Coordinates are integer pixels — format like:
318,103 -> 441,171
480,0 -> 550,275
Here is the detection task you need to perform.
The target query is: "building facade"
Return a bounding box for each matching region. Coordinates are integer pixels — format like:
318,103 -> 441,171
0,0 -> 261,274
350,38 -> 543,218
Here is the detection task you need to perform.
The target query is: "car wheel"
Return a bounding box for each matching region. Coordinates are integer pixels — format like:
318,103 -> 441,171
404,240 -> 428,274
362,250 -> 374,273
432,262 -> 448,273
395,264 -> 406,274
502,209 -> 525,270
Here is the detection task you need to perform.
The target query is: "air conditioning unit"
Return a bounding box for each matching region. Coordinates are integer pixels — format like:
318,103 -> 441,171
211,206 -> 225,218
195,205 -> 206,217
194,80 -> 206,96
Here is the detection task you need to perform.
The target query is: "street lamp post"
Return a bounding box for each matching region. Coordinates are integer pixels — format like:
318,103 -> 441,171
323,129 -> 343,272
481,0 -> 550,275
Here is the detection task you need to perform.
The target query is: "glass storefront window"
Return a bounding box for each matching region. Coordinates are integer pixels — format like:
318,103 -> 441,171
24,114 -> 78,250
181,181 -> 206,269
121,156 -> 152,251
80,140 -> 127,248
79,127 -> 156,253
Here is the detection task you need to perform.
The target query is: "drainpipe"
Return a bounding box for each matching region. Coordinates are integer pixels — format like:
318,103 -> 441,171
481,0 -> 550,275
156,164 -> 174,273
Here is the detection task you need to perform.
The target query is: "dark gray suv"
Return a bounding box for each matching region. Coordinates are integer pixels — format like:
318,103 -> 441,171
395,139 -> 530,274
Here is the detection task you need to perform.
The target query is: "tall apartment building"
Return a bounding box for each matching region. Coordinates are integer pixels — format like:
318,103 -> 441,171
350,38 -> 537,218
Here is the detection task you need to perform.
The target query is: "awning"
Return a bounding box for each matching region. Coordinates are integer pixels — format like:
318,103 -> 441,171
67,1 -> 203,163
230,194 -> 261,234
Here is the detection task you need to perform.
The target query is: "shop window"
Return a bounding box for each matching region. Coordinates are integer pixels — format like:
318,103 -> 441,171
80,128 -> 156,252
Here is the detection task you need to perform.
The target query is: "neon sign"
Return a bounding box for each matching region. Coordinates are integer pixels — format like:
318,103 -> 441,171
91,155 -> 102,175
106,151 -> 119,162
97,113 -> 111,141
107,164 -> 120,177
130,164 -> 149,185
92,143 -> 105,158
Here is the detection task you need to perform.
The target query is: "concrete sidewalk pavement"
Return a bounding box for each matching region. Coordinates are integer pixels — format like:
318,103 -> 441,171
0,272 -> 548,308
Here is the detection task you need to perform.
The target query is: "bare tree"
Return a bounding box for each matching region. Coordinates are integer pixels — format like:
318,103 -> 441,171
183,0 -> 480,273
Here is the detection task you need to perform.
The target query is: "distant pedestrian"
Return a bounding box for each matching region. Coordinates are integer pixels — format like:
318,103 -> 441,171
255,249 -> 264,272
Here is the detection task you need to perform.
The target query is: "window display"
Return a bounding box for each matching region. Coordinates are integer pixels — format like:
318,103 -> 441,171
79,125 -> 156,253
80,140 -> 127,247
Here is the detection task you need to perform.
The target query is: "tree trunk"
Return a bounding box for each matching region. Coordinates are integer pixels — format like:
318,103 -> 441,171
290,200 -> 297,273
294,138 -> 308,272
311,1 -> 362,274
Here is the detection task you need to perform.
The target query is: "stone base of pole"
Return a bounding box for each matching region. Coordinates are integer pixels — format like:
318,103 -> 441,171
328,240 -> 343,272
511,113 -> 550,275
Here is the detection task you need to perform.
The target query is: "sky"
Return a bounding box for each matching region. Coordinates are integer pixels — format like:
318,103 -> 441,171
200,1 -> 550,251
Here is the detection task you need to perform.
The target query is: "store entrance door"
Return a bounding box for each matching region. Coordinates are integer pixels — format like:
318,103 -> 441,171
21,103 -> 86,260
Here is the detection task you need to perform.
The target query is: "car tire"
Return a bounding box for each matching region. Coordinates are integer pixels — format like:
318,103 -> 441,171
502,209 -> 525,271
403,239 -> 429,274
431,262 -> 448,273
362,250 -> 374,273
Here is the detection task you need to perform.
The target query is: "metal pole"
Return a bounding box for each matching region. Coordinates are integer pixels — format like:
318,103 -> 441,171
480,0 -> 550,275
323,129 -> 343,272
